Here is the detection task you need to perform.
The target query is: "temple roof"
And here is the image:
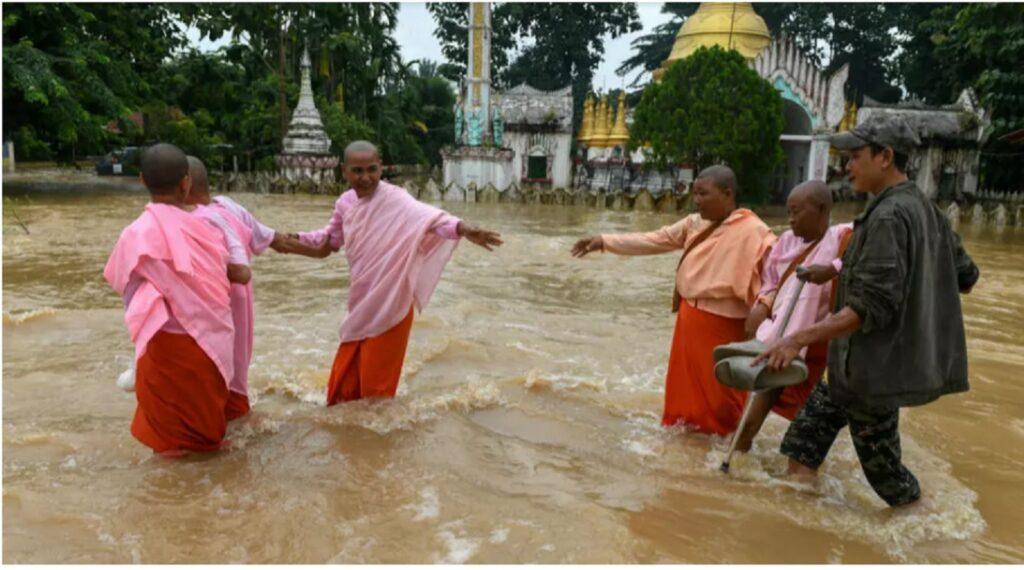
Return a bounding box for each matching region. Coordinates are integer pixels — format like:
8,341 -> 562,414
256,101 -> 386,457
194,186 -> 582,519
499,84 -> 573,132
859,89 -> 989,145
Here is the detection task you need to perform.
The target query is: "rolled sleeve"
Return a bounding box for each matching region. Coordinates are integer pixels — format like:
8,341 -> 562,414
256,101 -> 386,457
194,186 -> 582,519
843,215 -> 908,333
299,196 -> 347,250
431,215 -> 462,240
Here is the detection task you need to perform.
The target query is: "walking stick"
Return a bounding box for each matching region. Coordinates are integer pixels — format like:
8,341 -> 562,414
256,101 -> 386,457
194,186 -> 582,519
720,276 -> 807,474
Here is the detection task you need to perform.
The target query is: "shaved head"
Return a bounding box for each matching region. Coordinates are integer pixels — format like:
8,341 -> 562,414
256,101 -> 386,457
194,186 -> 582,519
696,165 -> 737,196
786,179 -> 832,240
789,180 -> 832,212
186,156 -> 209,197
140,143 -> 189,195
343,140 -> 380,163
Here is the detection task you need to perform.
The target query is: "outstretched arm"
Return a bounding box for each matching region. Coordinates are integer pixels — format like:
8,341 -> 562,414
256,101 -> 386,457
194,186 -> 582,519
572,217 -> 693,258
753,306 -> 861,370
456,221 -> 503,251
269,233 -> 333,258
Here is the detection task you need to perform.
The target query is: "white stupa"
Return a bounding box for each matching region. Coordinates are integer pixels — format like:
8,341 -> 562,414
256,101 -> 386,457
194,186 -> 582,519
276,48 -> 339,182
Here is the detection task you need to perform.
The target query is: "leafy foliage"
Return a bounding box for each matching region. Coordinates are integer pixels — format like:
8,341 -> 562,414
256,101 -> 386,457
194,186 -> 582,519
630,47 -> 784,203
615,3 -> 699,86
2,3 -> 185,161
899,3 -> 1024,189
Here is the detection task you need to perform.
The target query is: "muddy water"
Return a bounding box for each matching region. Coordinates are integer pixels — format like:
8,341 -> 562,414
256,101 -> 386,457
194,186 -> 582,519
3,190 -> 1023,563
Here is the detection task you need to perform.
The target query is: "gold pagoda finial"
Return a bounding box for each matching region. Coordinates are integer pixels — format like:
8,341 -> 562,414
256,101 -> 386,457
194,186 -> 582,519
607,92 -> 630,147
653,3 -> 771,80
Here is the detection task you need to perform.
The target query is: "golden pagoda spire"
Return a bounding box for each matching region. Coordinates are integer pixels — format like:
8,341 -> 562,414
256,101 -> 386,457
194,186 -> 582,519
607,92 -> 630,147
653,3 -> 771,80
591,95 -> 610,148
577,95 -> 594,145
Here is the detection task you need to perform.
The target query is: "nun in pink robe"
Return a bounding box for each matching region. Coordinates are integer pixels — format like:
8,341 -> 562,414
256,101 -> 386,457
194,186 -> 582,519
298,181 -> 462,403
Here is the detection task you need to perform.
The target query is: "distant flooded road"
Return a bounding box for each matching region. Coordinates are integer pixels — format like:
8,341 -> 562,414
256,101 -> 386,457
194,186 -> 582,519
4,190 -> 1022,562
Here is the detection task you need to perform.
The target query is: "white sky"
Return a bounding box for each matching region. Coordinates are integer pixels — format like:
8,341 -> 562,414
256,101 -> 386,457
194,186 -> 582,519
187,2 -> 677,90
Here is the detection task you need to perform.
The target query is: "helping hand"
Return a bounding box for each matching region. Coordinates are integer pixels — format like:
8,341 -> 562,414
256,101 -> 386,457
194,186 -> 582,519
571,236 -> 603,258
797,263 -> 838,284
459,223 -> 503,251
751,336 -> 803,371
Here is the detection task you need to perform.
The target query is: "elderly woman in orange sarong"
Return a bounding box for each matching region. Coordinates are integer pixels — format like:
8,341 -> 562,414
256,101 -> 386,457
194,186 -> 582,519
572,166 -> 776,435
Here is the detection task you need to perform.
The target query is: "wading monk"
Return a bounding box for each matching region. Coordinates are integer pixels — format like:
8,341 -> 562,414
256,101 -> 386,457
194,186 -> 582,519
296,140 -> 503,404
185,156 -> 329,420
755,114 -> 979,506
103,143 -> 237,454
572,166 -> 776,435
731,180 -> 853,452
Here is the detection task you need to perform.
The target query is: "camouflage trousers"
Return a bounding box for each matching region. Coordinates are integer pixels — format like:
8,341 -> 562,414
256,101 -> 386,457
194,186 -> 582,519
780,381 -> 921,507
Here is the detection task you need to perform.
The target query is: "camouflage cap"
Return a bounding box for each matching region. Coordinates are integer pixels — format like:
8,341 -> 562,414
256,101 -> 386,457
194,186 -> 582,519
830,113 -> 921,156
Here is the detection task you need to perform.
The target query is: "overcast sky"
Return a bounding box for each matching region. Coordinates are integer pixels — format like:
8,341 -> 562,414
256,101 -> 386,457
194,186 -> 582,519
187,2 -> 677,89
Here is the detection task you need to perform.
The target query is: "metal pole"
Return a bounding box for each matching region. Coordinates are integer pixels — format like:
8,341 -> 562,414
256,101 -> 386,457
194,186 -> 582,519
720,277 -> 808,473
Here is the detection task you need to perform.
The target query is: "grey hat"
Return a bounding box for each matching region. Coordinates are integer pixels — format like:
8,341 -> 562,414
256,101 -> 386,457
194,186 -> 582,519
830,113 -> 921,156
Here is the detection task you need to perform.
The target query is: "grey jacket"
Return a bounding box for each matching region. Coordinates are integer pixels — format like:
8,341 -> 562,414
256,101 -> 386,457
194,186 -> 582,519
829,180 -> 980,409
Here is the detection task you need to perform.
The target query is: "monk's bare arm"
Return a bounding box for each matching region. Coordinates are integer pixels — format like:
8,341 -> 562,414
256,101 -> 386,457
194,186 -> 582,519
753,306 -> 862,370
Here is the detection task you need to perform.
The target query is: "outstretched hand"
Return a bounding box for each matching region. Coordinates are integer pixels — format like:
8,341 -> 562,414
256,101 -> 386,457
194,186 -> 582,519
458,223 -> 503,251
571,235 -> 604,258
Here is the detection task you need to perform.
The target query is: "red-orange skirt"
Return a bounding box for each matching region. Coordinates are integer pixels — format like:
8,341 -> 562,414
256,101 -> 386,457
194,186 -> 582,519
663,302 -> 749,435
326,307 -> 415,405
131,331 -> 229,453
771,341 -> 827,420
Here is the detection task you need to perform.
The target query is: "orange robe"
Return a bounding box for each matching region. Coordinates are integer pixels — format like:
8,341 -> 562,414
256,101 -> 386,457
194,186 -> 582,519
225,392 -> 250,421
603,209 -> 776,435
132,331 -> 230,453
326,307 -> 415,404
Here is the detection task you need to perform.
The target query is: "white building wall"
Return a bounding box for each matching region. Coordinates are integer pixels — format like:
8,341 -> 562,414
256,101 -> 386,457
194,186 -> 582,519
505,131 -> 573,188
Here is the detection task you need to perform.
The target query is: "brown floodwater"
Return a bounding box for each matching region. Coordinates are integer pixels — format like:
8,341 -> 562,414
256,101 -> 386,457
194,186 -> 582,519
3,189 -> 1023,563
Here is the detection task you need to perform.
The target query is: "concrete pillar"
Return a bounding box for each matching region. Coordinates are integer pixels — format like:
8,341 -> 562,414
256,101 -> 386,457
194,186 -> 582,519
5,141 -> 15,173
809,135 -> 830,181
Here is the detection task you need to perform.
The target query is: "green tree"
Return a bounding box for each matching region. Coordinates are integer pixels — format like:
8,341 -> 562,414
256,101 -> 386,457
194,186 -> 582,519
754,3 -> 906,104
2,3 -> 186,161
900,3 -> 1024,189
425,3 -> 518,83
630,46 -> 784,203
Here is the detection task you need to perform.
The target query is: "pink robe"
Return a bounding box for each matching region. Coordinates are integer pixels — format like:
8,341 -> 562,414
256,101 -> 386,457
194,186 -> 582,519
754,224 -> 854,354
104,203 -> 235,385
299,181 -> 461,342
204,196 -> 276,400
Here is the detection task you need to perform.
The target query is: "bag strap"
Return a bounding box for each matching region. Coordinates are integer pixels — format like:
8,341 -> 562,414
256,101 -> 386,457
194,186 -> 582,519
768,238 -> 822,311
828,228 -> 855,311
671,220 -> 723,313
